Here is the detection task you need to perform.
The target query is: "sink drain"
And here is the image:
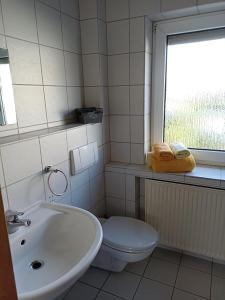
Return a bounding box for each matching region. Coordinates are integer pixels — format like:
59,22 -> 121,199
30,260 -> 44,270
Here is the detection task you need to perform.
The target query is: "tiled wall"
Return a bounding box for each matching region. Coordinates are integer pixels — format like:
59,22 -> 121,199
1,124 -> 106,215
0,0 -> 84,137
106,0 -> 225,165
0,0 -> 108,216
107,3 -> 152,165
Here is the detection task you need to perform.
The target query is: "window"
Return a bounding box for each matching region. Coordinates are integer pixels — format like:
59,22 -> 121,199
152,12 -> 225,165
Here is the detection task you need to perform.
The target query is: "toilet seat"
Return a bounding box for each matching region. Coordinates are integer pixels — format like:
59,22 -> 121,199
102,216 -> 158,253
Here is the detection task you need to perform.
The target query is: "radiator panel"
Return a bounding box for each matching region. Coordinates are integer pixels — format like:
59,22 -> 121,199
145,179 -> 225,260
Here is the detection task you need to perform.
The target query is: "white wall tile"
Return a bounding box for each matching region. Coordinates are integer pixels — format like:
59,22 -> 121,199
130,52 -> 145,85
130,86 -> 144,115
109,86 -> 129,115
40,46 -> 66,86
197,0 -> 225,13
110,142 -> 130,163
41,0 -> 60,10
110,116 -> 130,142
62,15 -> 81,53
2,0 -> 38,42
99,55 -> 108,86
43,160 -> 70,202
130,116 -> 144,143
131,143 -> 145,164
70,169 -> 89,192
14,86 -> 47,127
87,123 -> 103,146
84,87 -> 101,107
130,0 -> 161,19
82,54 -> 100,86
126,175 -> 136,201
7,174 -> 45,211
67,87 -> 83,112
125,200 -> 136,217
98,0 -> 106,21
90,173 -> 104,209
130,17 -> 145,53
106,196 -> 125,216
108,54 -> 129,86
107,20 -> 129,55
65,52 -> 83,86
7,37 -> 42,85
44,86 -> 69,123
98,20 -> 107,54
1,139 -> 42,185
106,0 -> 129,21
103,143 -> 110,164
79,0 -> 98,20
102,116 -> 110,144
71,183 -> 91,210
60,0 -> 79,19
40,131 -> 68,167
105,171 -> 125,198
81,19 -> 99,54
36,2 -> 63,49
161,0 -> 197,13
89,146 -> 104,178
67,126 -> 87,150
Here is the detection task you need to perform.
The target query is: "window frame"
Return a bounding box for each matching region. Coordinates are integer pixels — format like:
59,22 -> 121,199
152,11 -> 225,166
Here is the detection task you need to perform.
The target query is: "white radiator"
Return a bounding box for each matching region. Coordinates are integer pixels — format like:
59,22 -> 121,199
145,179 -> 225,260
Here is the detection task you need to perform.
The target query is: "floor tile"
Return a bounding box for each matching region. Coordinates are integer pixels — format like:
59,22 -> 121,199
175,267 -> 211,299
80,267 -> 110,288
102,271 -> 141,300
152,247 -> 181,264
96,291 -> 122,300
213,263 -> 225,279
144,257 -> 179,286
211,276 -> 225,300
181,255 -> 212,273
133,277 -> 173,300
125,258 -> 149,275
64,282 -> 99,300
173,289 -> 206,300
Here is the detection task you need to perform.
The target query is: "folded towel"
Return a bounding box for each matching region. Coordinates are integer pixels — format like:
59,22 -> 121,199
170,143 -> 191,159
147,152 -> 196,173
152,143 -> 174,161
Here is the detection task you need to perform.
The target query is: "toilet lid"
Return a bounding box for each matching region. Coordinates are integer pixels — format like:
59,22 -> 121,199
102,217 -> 159,253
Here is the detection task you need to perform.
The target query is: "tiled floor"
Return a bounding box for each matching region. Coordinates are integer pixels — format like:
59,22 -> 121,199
63,247 -> 225,300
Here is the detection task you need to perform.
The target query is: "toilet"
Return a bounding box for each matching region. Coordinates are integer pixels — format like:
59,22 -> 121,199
92,216 -> 159,272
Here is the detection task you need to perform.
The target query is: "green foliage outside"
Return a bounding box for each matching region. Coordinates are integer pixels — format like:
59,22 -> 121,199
164,91 -> 225,151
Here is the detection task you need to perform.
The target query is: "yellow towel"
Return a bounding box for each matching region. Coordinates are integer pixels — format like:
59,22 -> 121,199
147,152 -> 196,173
170,142 -> 191,159
152,143 -> 174,161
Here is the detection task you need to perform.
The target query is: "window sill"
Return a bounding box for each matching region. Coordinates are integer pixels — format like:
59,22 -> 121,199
105,162 -> 225,190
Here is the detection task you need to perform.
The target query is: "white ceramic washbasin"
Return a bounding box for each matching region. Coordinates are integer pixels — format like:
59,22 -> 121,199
9,202 -> 103,300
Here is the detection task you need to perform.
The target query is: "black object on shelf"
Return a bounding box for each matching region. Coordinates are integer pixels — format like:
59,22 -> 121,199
75,107 -> 103,124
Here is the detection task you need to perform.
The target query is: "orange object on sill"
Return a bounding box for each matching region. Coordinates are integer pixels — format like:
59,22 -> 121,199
147,152 -> 196,173
152,143 -> 174,161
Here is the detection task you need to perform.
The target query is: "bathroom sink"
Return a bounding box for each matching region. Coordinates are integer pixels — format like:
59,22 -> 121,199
9,202 -> 103,300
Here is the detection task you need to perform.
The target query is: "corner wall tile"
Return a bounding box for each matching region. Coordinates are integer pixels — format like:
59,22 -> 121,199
36,2 -> 63,49
60,0 -> 79,19
62,15 -> 81,53
2,0 -> 38,42
106,0 -> 129,21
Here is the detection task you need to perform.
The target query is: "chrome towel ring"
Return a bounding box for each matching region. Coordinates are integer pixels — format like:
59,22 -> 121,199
44,166 -> 68,197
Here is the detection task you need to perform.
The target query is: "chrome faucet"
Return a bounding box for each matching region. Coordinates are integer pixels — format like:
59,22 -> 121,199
5,210 -> 31,234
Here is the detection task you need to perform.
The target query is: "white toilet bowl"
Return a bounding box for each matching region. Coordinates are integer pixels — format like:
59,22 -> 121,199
92,216 -> 159,272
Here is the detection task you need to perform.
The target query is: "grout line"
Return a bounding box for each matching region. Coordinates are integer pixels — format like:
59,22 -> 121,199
171,252 -> 183,299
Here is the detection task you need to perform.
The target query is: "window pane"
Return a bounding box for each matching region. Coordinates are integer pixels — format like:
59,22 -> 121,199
164,35 -> 225,151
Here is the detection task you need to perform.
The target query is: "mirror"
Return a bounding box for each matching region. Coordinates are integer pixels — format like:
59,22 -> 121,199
0,48 -> 16,126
